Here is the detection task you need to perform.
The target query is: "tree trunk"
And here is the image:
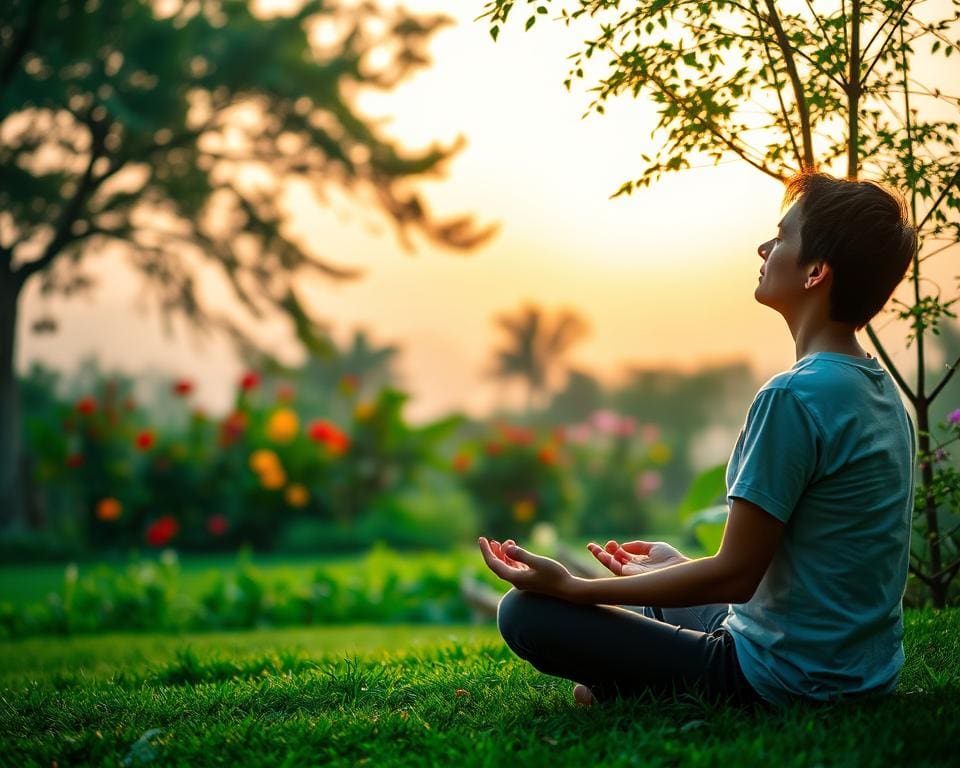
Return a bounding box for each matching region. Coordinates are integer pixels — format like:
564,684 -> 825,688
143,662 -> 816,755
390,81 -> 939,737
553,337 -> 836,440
0,266 -> 22,528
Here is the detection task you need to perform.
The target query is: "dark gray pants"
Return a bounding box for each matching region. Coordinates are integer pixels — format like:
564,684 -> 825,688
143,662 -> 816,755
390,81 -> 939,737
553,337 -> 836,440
497,588 -> 767,708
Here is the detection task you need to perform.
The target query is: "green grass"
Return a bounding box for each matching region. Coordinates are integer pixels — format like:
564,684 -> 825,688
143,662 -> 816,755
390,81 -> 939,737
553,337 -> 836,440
2,608 -> 958,767
0,549 -> 480,608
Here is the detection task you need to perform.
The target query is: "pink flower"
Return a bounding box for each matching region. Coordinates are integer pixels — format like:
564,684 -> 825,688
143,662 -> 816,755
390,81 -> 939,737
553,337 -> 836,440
614,416 -> 637,437
640,423 -> 661,444
635,470 -> 662,497
564,423 -> 593,445
948,409 -> 960,426
591,409 -> 621,435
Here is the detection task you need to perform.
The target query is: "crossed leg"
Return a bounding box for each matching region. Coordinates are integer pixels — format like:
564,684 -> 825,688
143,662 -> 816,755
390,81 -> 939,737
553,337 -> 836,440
496,588 -> 762,708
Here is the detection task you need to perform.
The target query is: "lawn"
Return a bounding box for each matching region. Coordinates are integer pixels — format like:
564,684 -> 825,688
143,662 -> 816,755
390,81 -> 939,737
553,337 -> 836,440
2,608 -> 958,767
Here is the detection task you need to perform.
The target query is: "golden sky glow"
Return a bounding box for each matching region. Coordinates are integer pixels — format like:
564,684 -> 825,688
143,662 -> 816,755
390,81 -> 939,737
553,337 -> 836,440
16,0 -> 960,423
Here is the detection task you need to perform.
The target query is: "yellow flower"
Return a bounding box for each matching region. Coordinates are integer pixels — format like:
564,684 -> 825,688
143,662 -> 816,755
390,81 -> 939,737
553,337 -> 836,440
96,497 -> 123,521
285,483 -> 310,508
512,499 -> 536,523
260,467 -> 287,490
648,442 -> 672,465
249,449 -> 280,474
353,401 -> 376,421
266,408 -> 299,444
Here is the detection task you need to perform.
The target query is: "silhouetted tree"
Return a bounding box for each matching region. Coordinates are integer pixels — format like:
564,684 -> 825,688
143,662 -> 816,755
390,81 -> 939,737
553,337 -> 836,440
0,0 -> 495,522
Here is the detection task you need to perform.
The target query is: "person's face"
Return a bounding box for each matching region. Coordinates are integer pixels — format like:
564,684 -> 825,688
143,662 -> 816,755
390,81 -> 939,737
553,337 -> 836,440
755,200 -> 825,314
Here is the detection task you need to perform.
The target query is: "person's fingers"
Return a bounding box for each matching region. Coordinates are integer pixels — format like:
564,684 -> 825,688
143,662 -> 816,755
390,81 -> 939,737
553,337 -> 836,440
502,543 -> 541,568
587,543 -> 622,575
604,540 -> 619,554
502,539 -> 520,567
478,537 -> 519,582
620,540 -> 654,555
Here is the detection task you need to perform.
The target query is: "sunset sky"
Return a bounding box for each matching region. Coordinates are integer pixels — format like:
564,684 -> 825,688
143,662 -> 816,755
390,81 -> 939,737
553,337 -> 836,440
15,0 -> 960,422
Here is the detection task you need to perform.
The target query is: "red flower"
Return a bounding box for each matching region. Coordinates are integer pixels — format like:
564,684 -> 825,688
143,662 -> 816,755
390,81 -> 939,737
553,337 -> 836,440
307,419 -> 351,455
172,379 -> 193,397
135,430 -> 155,451
75,396 -> 96,415
484,441 -> 504,457
239,371 -> 260,391
66,453 -> 85,468
276,383 -> 296,403
218,410 -> 248,446
206,514 -> 229,536
146,516 -> 179,547
452,452 -> 472,472
122,397 -> 136,412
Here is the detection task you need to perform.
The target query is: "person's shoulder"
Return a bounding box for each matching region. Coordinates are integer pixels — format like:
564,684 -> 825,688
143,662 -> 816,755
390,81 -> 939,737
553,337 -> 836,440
759,357 -> 856,402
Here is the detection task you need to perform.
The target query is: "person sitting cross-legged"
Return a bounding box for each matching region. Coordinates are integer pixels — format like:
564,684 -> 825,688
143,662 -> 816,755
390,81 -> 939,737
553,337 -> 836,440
479,170 -> 918,710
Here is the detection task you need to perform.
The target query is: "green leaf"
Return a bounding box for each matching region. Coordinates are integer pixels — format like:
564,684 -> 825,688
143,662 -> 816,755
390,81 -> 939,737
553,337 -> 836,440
678,463 -> 727,521
490,25 -> 500,42
525,15 -> 536,31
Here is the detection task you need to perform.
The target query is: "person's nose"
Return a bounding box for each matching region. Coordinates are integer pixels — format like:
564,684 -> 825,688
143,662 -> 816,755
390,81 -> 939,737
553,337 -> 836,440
757,239 -> 772,260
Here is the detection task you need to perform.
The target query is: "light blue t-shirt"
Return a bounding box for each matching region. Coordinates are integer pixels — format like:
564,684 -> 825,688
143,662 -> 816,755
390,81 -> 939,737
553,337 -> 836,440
720,351 -> 917,708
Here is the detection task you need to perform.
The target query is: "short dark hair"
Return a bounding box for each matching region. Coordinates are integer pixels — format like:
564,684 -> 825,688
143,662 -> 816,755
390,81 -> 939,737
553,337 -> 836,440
783,172 -> 917,330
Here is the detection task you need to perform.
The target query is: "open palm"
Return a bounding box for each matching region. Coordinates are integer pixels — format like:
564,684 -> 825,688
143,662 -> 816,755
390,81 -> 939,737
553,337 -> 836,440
586,540 -> 689,576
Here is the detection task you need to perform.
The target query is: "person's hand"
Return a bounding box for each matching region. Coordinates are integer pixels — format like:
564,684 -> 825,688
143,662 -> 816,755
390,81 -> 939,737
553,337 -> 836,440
478,536 -> 576,599
586,539 -> 689,577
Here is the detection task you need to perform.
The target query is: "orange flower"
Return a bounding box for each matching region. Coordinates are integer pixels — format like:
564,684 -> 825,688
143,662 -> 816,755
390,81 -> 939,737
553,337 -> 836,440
260,467 -> 287,489
353,401 -> 376,421
537,446 -> 559,467
452,452 -> 472,472
285,483 -> 310,508
96,497 -> 122,521
249,449 -> 281,474
512,499 -> 536,523
266,408 -> 299,444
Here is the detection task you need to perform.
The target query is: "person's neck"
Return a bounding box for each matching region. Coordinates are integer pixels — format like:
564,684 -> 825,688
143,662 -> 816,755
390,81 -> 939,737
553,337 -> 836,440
788,314 -> 870,362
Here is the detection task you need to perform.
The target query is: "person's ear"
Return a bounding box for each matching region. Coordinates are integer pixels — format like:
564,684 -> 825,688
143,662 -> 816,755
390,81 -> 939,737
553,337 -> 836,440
804,261 -> 830,290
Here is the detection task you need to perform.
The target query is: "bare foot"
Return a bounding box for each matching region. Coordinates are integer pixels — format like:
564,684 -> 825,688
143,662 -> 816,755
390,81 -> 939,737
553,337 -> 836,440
573,683 -> 596,706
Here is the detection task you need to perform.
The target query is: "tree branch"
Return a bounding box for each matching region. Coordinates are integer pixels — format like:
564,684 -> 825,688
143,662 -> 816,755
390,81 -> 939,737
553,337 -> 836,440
763,1 -> 815,169
641,69 -> 785,182
918,166 -> 960,232
909,562 -> 933,586
928,355 -> 960,403
751,1 -> 802,168
14,124 -> 103,287
859,0 -> 918,87
0,0 -> 44,103
865,322 -> 918,405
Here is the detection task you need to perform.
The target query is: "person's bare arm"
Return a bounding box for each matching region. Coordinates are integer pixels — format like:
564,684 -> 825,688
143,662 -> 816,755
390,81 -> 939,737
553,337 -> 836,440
566,498 -> 786,607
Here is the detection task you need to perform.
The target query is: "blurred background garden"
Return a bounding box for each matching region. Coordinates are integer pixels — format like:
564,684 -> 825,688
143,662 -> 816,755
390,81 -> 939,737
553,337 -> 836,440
2,0 -> 960,646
